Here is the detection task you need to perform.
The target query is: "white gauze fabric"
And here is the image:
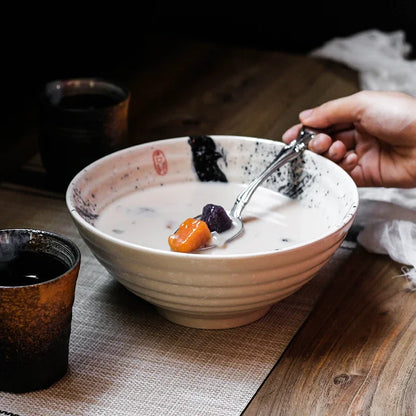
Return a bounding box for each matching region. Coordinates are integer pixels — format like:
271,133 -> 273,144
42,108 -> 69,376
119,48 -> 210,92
310,29 -> 416,95
358,220 -> 416,287
356,188 -> 416,288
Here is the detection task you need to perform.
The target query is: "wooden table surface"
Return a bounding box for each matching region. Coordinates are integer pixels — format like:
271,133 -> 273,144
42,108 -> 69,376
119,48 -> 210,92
4,34 -> 416,415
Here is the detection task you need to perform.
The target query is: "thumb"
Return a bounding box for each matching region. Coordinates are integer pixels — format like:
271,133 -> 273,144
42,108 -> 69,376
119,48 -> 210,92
300,93 -> 363,128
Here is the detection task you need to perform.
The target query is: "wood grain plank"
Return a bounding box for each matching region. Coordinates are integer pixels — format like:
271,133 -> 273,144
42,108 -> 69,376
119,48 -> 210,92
124,37 -> 359,144
243,247 -> 416,415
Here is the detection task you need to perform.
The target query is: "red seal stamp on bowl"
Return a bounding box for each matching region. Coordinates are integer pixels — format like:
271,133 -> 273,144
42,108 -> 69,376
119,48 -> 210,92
152,150 -> 168,175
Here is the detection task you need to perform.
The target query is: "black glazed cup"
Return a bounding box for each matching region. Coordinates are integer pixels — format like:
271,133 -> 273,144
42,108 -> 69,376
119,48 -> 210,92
0,229 -> 81,393
39,78 -> 130,190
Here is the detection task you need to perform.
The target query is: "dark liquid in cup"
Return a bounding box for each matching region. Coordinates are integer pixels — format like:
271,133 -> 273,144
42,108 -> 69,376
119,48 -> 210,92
0,251 -> 68,286
57,93 -> 121,110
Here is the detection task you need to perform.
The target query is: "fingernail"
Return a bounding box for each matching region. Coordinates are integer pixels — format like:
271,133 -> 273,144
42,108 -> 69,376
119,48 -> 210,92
309,135 -> 325,153
282,130 -> 290,140
282,125 -> 298,142
299,109 -> 314,120
345,152 -> 358,167
328,145 -> 338,159
308,138 -> 318,152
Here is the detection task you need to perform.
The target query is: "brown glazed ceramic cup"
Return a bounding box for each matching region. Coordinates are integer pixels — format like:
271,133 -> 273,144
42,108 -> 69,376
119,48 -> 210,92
39,77 -> 130,190
0,229 -> 81,393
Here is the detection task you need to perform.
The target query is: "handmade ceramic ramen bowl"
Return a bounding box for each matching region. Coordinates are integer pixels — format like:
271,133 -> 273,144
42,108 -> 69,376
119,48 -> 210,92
66,135 -> 359,329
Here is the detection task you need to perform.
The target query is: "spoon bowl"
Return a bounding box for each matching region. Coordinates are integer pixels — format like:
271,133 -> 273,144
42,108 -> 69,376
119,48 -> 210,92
195,215 -> 243,250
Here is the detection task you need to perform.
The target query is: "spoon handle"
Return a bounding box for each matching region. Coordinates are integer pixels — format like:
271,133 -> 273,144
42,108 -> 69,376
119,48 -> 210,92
229,126 -> 322,218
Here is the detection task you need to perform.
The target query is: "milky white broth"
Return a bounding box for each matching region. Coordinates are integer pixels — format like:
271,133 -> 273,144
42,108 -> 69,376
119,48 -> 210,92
95,182 -> 327,255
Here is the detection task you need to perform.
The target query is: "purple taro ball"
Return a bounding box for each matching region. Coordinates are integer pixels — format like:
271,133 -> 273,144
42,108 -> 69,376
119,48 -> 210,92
201,204 -> 232,233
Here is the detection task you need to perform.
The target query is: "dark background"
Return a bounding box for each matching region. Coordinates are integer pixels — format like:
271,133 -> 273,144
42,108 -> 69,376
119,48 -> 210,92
2,2 -> 416,126
9,2 -> 416,73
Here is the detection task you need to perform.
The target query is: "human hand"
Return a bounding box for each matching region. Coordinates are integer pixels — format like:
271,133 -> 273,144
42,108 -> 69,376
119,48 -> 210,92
282,90 -> 416,188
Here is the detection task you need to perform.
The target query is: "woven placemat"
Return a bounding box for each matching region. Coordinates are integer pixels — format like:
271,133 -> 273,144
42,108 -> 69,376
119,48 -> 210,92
0,186 -> 354,416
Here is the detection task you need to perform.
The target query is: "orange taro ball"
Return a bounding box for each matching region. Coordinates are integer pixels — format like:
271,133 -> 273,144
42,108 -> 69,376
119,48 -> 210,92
169,218 -> 211,253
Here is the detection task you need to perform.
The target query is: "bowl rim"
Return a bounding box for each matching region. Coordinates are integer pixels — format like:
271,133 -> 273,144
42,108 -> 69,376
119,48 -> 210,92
65,135 -> 359,259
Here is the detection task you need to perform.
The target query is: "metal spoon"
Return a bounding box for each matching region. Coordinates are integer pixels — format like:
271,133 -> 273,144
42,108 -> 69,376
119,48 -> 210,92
197,126 -> 322,251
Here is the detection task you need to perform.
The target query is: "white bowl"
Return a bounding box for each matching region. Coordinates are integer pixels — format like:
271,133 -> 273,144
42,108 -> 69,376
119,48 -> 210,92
66,135 -> 358,329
